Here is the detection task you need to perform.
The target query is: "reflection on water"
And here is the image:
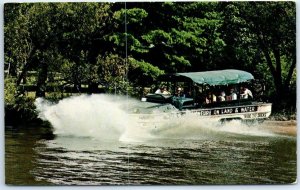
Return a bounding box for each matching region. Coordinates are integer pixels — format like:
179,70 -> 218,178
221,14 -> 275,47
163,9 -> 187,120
5,123 -> 296,185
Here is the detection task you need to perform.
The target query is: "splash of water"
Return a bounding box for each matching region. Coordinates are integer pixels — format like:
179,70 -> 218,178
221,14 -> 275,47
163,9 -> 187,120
35,94 -> 135,139
35,94 -> 276,142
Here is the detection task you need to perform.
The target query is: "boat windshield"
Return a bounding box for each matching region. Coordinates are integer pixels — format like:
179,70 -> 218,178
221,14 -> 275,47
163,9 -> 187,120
128,102 -> 177,114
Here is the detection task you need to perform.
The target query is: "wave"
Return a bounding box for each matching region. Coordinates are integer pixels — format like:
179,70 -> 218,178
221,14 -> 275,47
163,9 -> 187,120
35,94 -> 277,142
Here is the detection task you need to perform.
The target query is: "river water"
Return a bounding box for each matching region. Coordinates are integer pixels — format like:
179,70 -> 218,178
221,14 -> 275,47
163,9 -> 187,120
5,95 -> 297,185
5,122 -> 296,185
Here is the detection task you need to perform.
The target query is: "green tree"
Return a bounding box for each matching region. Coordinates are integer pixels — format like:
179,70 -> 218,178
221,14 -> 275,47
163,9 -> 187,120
220,2 -> 296,107
4,3 -> 115,97
96,53 -> 128,94
4,1 -> 296,111
128,2 -> 225,73
4,4 -> 34,82
109,2 -> 225,88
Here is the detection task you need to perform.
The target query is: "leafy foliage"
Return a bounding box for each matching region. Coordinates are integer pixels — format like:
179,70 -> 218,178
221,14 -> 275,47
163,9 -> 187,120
4,76 -> 17,105
220,1 -> 296,109
4,2 -> 296,112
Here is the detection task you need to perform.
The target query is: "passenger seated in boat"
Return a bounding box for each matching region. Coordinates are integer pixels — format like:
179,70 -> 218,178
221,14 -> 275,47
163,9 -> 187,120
205,97 -> 210,104
218,90 -> 226,102
226,95 -> 232,101
206,92 -> 217,103
155,87 -> 163,94
240,87 -> 253,99
162,87 -> 171,95
230,88 -> 237,100
155,86 -> 170,95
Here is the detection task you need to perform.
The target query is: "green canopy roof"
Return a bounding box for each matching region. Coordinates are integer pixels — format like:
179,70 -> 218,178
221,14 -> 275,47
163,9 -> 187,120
162,69 -> 254,85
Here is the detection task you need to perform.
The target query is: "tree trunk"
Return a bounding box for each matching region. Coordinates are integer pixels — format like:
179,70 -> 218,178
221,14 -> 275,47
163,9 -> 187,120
17,62 -> 28,86
273,47 -> 284,98
8,62 -> 17,77
284,56 -> 296,90
258,36 -> 284,100
88,82 -> 98,94
35,61 -> 48,98
73,79 -> 81,93
17,47 -> 35,86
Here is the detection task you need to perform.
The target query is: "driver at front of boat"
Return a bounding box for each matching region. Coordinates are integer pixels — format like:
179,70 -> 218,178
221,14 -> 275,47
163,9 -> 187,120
176,87 -> 184,97
171,87 -> 184,110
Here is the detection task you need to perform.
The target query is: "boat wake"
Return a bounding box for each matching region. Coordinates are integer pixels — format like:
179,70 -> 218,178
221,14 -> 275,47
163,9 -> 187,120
35,94 -> 277,142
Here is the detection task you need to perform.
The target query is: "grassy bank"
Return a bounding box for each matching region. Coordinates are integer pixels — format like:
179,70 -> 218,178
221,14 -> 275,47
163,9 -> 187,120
262,120 -> 297,137
269,111 -> 297,121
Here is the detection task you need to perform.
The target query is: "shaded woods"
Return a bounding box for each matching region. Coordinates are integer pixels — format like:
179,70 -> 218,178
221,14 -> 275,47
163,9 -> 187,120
4,2 -> 296,123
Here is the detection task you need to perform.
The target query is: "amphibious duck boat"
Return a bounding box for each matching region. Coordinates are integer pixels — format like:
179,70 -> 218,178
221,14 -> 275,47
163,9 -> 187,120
131,69 -> 272,125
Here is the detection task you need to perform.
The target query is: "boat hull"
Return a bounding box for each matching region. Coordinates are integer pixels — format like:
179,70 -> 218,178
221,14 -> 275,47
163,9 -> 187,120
130,102 -> 272,126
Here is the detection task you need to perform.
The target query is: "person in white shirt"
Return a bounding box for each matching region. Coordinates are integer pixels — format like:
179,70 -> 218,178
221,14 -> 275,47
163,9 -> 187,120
206,91 -> 217,103
155,86 -> 170,95
155,87 -> 162,94
218,90 -> 226,102
240,87 -> 253,99
162,87 -> 171,95
230,88 -> 237,100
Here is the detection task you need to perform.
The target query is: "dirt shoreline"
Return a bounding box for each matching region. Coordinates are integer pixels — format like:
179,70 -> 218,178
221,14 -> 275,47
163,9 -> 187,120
262,120 -> 297,137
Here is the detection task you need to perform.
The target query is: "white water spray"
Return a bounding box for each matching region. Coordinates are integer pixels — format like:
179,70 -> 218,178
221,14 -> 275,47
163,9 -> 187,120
35,94 -> 276,141
35,94 -> 135,139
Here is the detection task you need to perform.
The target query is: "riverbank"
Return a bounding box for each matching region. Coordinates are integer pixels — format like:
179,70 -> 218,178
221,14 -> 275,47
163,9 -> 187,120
262,120 -> 297,137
